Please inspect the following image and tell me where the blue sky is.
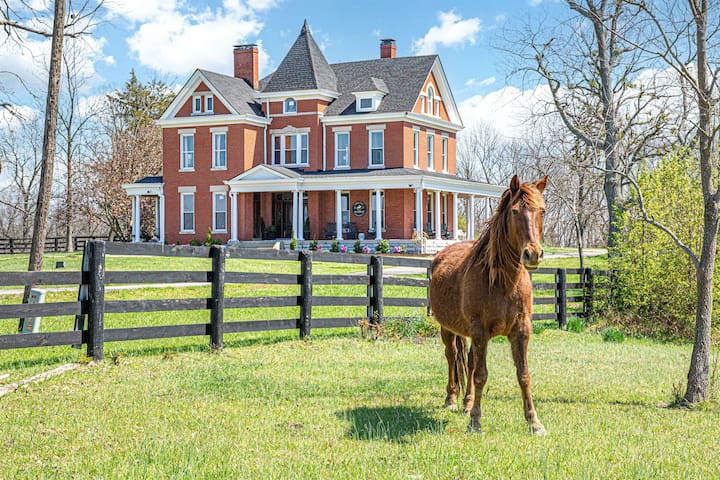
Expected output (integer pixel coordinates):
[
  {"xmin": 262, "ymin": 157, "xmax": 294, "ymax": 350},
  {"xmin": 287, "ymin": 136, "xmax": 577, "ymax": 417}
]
[{"xmin": 2, "ymin": 0, "xmax": 565, "ymax": 135}]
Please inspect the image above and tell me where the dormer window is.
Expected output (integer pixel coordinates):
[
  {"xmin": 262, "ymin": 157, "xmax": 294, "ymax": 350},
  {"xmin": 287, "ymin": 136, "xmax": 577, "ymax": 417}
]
[
  {"xmin": 206, "ymin": 95, "xmax": 214, "ymax": 113},
  {"xmin": 284, "ymin": 98, "xmax": 297, "ymax": 114},
  {"xmin": 192, "ymin": 93, "xmax": 213, "ymax": 115},
  {"xmin": 193, "ymin": 95, "xmax": 202, "ymax": 114},
  {"xmin": 359, "ymin": 98, "xmax": 373, "ymax": 110},
  {"xmin": 355, "ymin": 94, "xmax": 383, "ymax": 112}
]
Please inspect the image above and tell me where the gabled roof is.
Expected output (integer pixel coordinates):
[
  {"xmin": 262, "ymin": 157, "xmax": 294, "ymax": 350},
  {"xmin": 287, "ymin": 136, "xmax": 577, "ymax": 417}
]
[
  {"xmin": 325, "ymin": 56, "xmax": 437, "ymax": 116},
  {"xmin": 261, "ymin": 20, "xmax": 338, "ymax": 94},
  {"xmin": 226, "ymin": 164, "xmax": 303, "ymax": 183},
  {"xmin": 198, "ymin": 70, "xmax": 264, "ymax": 117}
]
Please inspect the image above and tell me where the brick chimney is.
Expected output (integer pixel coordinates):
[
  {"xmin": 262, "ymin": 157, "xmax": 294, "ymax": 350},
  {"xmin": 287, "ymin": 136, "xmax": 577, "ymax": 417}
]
[
  {"xmin": 234, "ymin": 44, "xmax": 259, "ymax": 89},
  {"xmin": 380, "ymin": 38, "xmax": 396, "ymax": 59}
]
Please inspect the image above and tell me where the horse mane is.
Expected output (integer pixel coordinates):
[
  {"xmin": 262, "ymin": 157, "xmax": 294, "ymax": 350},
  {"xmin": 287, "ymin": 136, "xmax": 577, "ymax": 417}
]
[{"xmin": 465, "ymin": 182, "xmax": 544, "ymax": 288}]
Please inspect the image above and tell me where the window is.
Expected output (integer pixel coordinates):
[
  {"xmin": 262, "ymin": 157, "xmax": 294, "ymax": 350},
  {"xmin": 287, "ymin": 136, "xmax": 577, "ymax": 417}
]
[
  {"xmin": 435, "ymin": 99, "xmax": 441, "ymax": 117},
  {"xmin": 427, "ymin": 132, "xmax": 434, "ymax": 170},
  {"xmin": 213, "ymin": 132, "xmax": 226, "ymax": 169},
  {"xmin": 427, "ymin": 87, "xmax": 435, "ymax": 115},
  {"xmin": 181, "ymin": 134, "xmax": 194, "ymax": 170},
  {"xmin": 370, "ymin": 191, "xmax": 385, "ymax": 231},
  {"xmin": 193, "ymin": 95, "xmax": 202, "ymax": 114},
  {"xmin": 369, "ymin": 130, "xmax": 384, "ymax": 167},
  {"xmin": 272, "ymin": 133, "xmax": 309, "ymax": 166},
  {"xmin": 284, "ymin": 98, "xmax": 297, "ymax": 113},
  {"xmin": 181, "ymin": 193, "xmax": 194, "ymax": 232},
  {"xmin": 335, "ymin": 132, "xmax": 349, "ymax": 168},
  {"xmin": 427, "ymin": 192, "xmax": 434, "ymax": 230},
  {"xmin": 442, "ymin": 136, "xmax": 448, "ymax": 172},
  {"xmin": 413, "ymin": 129, "xmax": 419, "ymax": 167},
  {"xmin": 213, "ymin": 192, "xmax": 227, "ymax": 232},
  {"xmin": 341, "ymin": 193, "xmax": 350, "ymax": 226},
  {"xmin": 359, "ymin": 98, "xmax": 373, "ymax": 109},
  {"xmin": 206, "ymin": 95, "xmax": 214, "ymax": 113}
]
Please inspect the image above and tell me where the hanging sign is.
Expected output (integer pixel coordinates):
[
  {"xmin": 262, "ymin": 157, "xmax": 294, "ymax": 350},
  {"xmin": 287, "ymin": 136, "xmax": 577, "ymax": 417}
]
[{"xmin": 352, "ymin": 201, "xmax": 367, "ymax": 217}]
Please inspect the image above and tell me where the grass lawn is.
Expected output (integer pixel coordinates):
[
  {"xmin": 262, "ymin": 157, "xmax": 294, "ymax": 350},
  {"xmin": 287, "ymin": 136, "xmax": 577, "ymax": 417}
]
[{"xmin": 0, "ymin": 329, "xmax": 717, "ymax": 479}]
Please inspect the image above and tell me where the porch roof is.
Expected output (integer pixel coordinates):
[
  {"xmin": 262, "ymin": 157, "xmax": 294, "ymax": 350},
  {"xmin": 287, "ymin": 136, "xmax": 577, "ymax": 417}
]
[
  {"xmin": 225, "ymin": 165, "xmax": 505, "ymax": 197},
  {"xmin": 122, "ymin": 176, "xmax": 164, "ymax": 196}
]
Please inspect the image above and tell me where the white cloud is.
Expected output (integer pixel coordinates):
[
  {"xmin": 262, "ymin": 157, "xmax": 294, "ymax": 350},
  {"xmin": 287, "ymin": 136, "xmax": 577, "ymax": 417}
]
[
  {"xmin": 465, "ymin": 76, "xmax": 496, "ymax": 88},
  {"xmin": 104, "ymin": 0, "xmax": 179, "ymax": 23},
  {"xmin": 459, "ymin": 85, "xmax": 553, "ymax": 139},
  {"xmin": 123, "ymin": 2, "xmax": 273, "ymax": 76},
  {"xmin": 529, "ymin": 0, "xmax": 544, "ymax": 6},
  {"xmin": 413, "ymin": 10, "xmax": 481, "ymax": 55}
]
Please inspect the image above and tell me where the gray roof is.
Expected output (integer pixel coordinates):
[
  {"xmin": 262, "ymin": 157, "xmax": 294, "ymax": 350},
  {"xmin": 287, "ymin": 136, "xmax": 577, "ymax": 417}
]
[
  {"xmin": 261, "ymin": 20, "xmax": 338, "ymax": 93},
  {"xmin": 198, "ymin": 69, "xmax": 264, "ymax": 117},
  {"xmin": 135, "ymin": 176, "xmax": 163, "ymax": 184},
  {"xmin": 300, "ymin": 167, "xmax": 458, "ymax": 180},
  {"xmin": 325, "ymin": 56, "xmax": 437, "ymax": 116}
]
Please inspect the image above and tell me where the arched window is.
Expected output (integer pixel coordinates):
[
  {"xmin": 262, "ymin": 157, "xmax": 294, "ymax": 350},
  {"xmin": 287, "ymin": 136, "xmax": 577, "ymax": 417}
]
[
  {"xmin": 427, "ymin": 86, "xmax": 435, "ymax": 115},
  {"xmin": 284, "ymin": 98, "xmax": 297, "ymax": 113}
]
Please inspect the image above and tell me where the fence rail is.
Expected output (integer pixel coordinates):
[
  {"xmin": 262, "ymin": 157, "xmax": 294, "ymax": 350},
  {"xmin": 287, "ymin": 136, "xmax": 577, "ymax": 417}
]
[
  {"xmin": 0, "ymin": 236, "xmax": 110, "ymax": 254},
  {"xmin": 0, "ymin": 241, "xmax": 601, "ymax": 360}
]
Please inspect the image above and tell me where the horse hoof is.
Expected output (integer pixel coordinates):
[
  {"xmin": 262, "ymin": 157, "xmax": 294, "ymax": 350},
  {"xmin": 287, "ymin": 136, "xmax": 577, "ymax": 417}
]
[
  {"xmin": 445, "ymin": 403, "xmax": 458, "ymax": 411},
  {"xmin": 467, "ymin": 422, "xmax": 482, "ymax": 434},
  {"xmin": 531, "ymin": 423, "xmax": 547, "ymax": 436}
]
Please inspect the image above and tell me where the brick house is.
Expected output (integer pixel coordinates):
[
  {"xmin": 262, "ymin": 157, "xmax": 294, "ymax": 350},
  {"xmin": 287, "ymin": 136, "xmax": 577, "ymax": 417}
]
[{"xmin": 123, "ymin": 21, "xmax": 503, "ymax": 246}]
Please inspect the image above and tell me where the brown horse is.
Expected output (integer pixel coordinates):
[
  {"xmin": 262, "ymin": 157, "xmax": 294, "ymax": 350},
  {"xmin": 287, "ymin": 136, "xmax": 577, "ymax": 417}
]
[{"xmin": 429, "ymin": 174, "xmax": 548, "ymax": 435}]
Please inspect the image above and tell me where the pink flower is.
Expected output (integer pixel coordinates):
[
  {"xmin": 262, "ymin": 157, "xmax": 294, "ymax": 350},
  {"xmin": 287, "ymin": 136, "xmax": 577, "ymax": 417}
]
[
  {"xmin": 362, "ymin": 246, "xmax": 371, "ymax": 254},
  {"xmin": 340, "ymin": 245, "xmax": 348, "ymax": 253}
]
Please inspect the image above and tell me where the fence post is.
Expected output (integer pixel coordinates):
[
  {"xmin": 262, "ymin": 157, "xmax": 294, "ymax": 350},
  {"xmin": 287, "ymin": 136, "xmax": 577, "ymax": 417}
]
[
  {"xmin": 369, "ymin": 255, "xmax": 384, "ymax": 324},
  {"xmin": 210, "ymin": 245, "xmax": 226, "ymax": 351},
  {"xmin": 86, "ymin": 240, "xmax": 106, "ymax": 361},
  {"xmin": 9, "ymin": 238, "xmax": 14, "ymax": 255},
  {"xmin": 556, "ymin": 268, "xmax": 567, "ymax": 329},
  {"xmin": 583, "ymin": 267, "xmax": 594, "ymax": 320},
  {"xmin": 299, "ymin": 251, "xmax": 313, "ymax": 339}
]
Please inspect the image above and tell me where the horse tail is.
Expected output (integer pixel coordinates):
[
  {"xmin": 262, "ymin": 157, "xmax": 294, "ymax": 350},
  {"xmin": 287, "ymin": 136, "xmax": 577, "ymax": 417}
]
[{"xmin": 455, "ymin": 336, "xmax": 468, "ymax": 394}]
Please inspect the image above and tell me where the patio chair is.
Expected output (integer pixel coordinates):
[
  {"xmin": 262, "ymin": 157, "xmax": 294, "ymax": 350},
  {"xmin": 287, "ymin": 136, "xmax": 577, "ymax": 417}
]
[{"xmin": 323, "ymin": 222, "xmax": 337, "ymax": 239}]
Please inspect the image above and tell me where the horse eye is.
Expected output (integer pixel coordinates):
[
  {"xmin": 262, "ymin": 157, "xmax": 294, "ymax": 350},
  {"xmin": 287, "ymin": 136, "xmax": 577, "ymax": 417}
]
[{"xmin": 511, "ymin": 208, "xmax": 519, "ymax": 216}]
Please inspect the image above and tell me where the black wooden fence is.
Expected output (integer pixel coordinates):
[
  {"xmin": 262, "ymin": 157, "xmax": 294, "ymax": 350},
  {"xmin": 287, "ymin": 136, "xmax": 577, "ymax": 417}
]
[
  {"xmin": 0, "ymin": 241, "xmax": 600, "ymax": 361},
  {"xmin": 0, "ymin": 236, "xmax": 109, "ymax": 254}
]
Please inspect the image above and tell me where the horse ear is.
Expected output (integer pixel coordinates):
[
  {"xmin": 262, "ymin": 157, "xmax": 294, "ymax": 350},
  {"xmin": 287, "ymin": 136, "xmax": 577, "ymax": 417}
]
[
  {"xmin": 509, "ymin": 175, "xmax": 521, "ymax": 194},
  {"xmin": 535, "ymin": 175, "xmax": 548, "ymax": 193}
]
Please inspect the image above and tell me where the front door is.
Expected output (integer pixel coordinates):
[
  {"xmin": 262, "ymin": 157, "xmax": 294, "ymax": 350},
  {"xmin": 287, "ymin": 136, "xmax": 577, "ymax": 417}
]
[{"xmin": 272, "ymin": 193, "xmax": 293, "ymax": 238}]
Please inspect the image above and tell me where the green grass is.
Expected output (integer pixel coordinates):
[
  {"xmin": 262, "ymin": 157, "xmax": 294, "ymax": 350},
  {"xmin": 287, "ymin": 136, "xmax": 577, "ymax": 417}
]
[{"xmin": 0, "ymin": 330, "xmax": 717, "ymax": 479}]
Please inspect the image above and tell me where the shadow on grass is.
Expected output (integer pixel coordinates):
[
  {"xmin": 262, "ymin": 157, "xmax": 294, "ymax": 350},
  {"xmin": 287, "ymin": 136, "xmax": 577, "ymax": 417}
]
[{"xmin": 338, "ymin": 405, "xmax": 446, "ymax": 443}]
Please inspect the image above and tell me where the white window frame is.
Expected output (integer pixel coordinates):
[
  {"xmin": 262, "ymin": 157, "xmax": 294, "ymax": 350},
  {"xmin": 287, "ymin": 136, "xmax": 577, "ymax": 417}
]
[
  {"xmin": 435, "ymin": 99, "xmax": 441, "ymax": 117},
  {"xmin": 341, "ymin": 192, "xmax": 350, "ymax": 226},
  {"xmin": 368, "ymin": 128, "xmax": 385, "ymax": 168},
  {"xmin": 212, "ymin": 192, "xmax": 227, "ymax": 233},
  {"xmin": 370, "ymin": 190, "xmax": 386, "ymax": 232},
  {"xmin": 205, "ymin": 95, "xmax": 214, "ymax": 113},
  {"xmin": 427, "ymin": 132, "xmax": 434, "ymax": 171},
  {"xmin": 441, "ymin": 135, "xmax": 448, "ymax": 172},
  {"xmin": 335, "ymin": 132, "xmax": 350, "ymax": 169},
  {"xmin": 413, "ymin": 129, "xmax": 419, "ymax": 167},
  {"xmin": 192, "ymin": 95, "xmax": 202, "ymax": 114},
  {"xmin": 180, "ymin": 133, "xmax": 195, "ymax": 171},
  {"xmin": 427, "ymin": 86, "xmax": 435, "ymax": 116},
  {"xmin": 212, "ymin": 132, "xmax": 227, "ymax": 170},
  {"xmin": 180, "ymin": 192, "xmax": 195, "ymax": 233},
  {"xmin": 284, "ymin": 98, "xmax": 297, "ymax": 114},
  {"xmin": 271, "ymin": 133, "xmax": 309, "ymax": 167}
]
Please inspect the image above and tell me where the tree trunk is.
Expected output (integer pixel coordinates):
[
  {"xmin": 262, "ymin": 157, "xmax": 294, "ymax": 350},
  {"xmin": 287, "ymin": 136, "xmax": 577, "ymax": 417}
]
[
  {"xmin": 23, "ymin": 0, "xmax": 65, "ymax": 302},
  {"xmin": 65, "ymin": 137, "xmax": 73, "ymax": 252}
]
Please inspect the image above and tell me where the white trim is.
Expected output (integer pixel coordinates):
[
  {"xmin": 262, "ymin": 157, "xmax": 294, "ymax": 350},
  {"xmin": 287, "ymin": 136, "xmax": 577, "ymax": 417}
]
[
  {"xmin": 270, "ymin": 126, "xmax": 311, "ymax": 135},
  {"xmin": 332, "ymin": 126, "xmax": 353, "ymax": 133},
  {"xmin": 178, "ymin": 186, "xmax": 196, "ymax": 193},
  {"xmin": 283, "ymin": 97, "xmax": 297, "ymax": 114},
  {"xmin": 413, "ymin": 129, "xmax": 419, "ymax": 167},
  {"xmin": 212, "ymin": 131, "xmax": 227, "ymax": 170},
  {"xmin": 158, "ymin": 114, "xmax": 270, "ymax": 128},
  {"xmin": 210, "ymin": 185, "xmax": 228, "ymax": 192},
  {"xmin": 180, "ymin": 192, "xmax": 195, "ymax": 234},
  {"xmin": 180, "ymin": 133, "xmax": 195, "ymax": 171},
  {"xmin": 271, "ymin": 133, "xmax": 309, "ymax": 167},
  {"xmin": 369, "ymin": 190, "xmax": 385, "ymax": 235},
  {"xmin": 161, "ymin": 70, "xmax": 240, "ymax": 120},
  {"xmin": 205, "ymin": 95, "xmax": 214, "ymax": 114},
  {"xmin": 366, "ymin": 124, "xmax": 386, "ymax": 131},
  {"xmin": 272, "ymin": 111, "xmax": 321, "ymax": 118},
  {"xmin": 122, "ymin": 182, "xmax": 164, "ymax": 196},
  {"xmin": 210, "ymin": 126, "xmax": 228, "ymax": 133},
  {"xmin": 441, "ymin": 136, "xmax": 448, "ymax": 173},
  {"xmin": 368, "ymin": 130, "xmax": 384, "ymax": 168},
  {"xmin": 192, "ymin": 95, "xmax": 202, "ymax": 114},
  {"xmin": 255, "ymin": 88, "xmax": 338, "ymax": 102},
  {"xmin": 178, "ymin": 128, "xmax": 197, "ymax": 135},
  {"xmin": 426, "ymin": 131, "xmax": 434, "ymax": 171},
  {"xmin": 320, "ymin": 112, "xmax": 462, "ymax": 132},
  {"xmin": 334, "ymin": 131, "xmax": 350, "ymax": 169}
]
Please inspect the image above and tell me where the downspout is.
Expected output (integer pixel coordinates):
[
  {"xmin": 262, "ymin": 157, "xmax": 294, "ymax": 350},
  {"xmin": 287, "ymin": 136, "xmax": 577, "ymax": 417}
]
[
  {"xmin": 264, "ymin": 99, "xmax": 271, "ymax": 165},
  {"xmin": 322, "ymin": 118, "xmax": 327, "ymax": 171}
]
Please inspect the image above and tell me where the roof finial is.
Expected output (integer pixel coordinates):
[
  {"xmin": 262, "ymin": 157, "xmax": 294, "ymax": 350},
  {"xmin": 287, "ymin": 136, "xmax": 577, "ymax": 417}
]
[{"xmin": 301, "ymin": 19, "xmax": 310, "ymax": 34}]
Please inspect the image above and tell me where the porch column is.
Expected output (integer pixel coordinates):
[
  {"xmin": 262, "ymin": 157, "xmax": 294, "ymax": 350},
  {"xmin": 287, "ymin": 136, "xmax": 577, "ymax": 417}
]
[
  {"xmin": 297, "ymin": 190, "xmax": 304, "ymax": 241},
  {"xmin": 374, "ymin": 188, "xmax": 382, "ymax": 240},
  {"xmin": 468, "ymin": 195, "xmax": 475, "ymax": 240},
  {"xmin": 335, "ymin": 189, "xmax": 343, "ymax": 241},
  {"xmin": 434, "ymin": 190, "xmax": 441, "ymax": 240},
  {"xmin": 158, "ymin": 193, "xmax": 165, "ymax": 244},
  {"xmin": 132, "ymin": 194, "xmax": 141, "ymax": 243},
  {"xmin": 292, "ymin": 190, "xmax": 299, "ymax": 240},
  {"xmin": 229, "ymin": 192, "xmax": 238, "ymax": 243},
  {"xmin": 452, "ymin": 192, "xmax": 459, "ymax": 240},
  {"xmin": 415, "ymin": 187, "xmax": 423, "ymax": 237}
]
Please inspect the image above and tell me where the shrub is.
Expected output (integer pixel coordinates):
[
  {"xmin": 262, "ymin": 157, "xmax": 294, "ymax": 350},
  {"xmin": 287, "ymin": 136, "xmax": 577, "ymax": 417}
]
[
  {"xmin": 566, "ymin": 317, "xmax": 585, "ymax": 333},
  {"xmin": 309, "ymin": 239, "xmax": 321, "ymax": 251},
  {"xmin": 203, "ymin": 228, "xmax": 222, "ymax": 247},
  {"xmin": 607, "ymin": 146, "xmax": 716, "ymax": 341},
  {"xmin": 289, "ymin": 238, "xmax": 297, "ymax": 250},
  {"xmin": 353, "ymin": 240, "xmax": 363, "ymax": 253},
  {"xmin": 189, "ymin": 238, "xmax": 202, "ymax": 246},
  {"xmin": 359, "ymin": 315, "xmax": 439, "ymax": 340},
  {"xmin": 376, "ymin": 239, "xmax": 390, "ymax": 254},
  {"xmin": 601, "ymin": 327, "xmax": 625, "ymax": 343},
  {"xmin": 330, "ymin": 241, "xmax": 340, "ymax": 252}
]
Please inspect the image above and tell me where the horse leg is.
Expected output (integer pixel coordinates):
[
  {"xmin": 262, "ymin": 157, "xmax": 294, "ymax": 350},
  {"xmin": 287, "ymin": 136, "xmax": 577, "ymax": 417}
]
[
  {"xmin": 467, "ymin": 335, "xmax": 489, "ymax": 433},
  {"xmin": 509, "ymin": 330, "xmax": 546, "ymax": 436},
  {"xmin": 441, "ymin": 327, "xmax": 459, "ymax": 410},
  {"xmin": 463, "ymin": 343, "xmax": 475, "ymax": 414}
]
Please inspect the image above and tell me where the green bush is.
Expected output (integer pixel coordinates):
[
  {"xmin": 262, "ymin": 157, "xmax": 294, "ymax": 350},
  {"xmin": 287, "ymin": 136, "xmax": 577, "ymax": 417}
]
[
  {"xmin": 189, "ymin": 238, "xmax": 202, "ymax": 246},
  {"xmin": 566, "ymin": 317, "xmax": 585, "ymax": 333},
  {"xmin": 353, "ymin": 240, "xmax": 363, "ymax": 254},
  {"xmin": 607, "ymin": 146, "xmax": 717, "ymax": 340},
  {"xmin": 375, "ymin": 239, "xmax": 390, "ymax": 254},
  {"xmin": 330, "ymin": 241, "xmax": 340, "ymax": 252},
  {"xmin": 289, "ymin": 238, "xmax": 297, "ymax": 251},
  {"xmin": 601, "ymin": 327, "xmax": 625, "ymax": 343}
]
